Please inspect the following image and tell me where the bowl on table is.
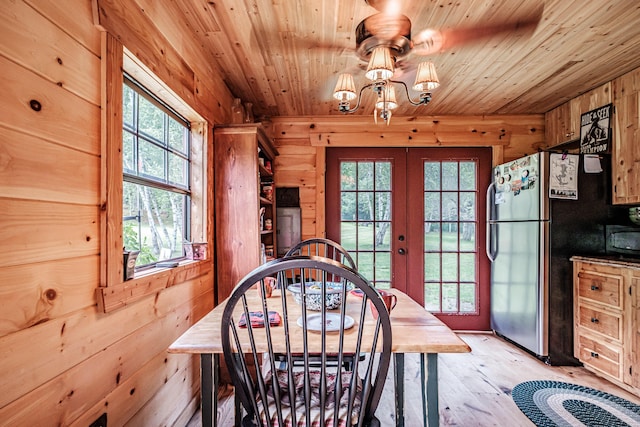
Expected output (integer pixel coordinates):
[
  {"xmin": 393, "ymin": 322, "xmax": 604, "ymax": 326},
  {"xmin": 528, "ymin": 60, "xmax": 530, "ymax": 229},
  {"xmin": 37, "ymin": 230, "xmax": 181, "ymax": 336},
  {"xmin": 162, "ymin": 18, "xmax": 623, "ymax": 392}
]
[{"xmin": 287, "ymin": 282, "xmax": 348, "ymax": 311}]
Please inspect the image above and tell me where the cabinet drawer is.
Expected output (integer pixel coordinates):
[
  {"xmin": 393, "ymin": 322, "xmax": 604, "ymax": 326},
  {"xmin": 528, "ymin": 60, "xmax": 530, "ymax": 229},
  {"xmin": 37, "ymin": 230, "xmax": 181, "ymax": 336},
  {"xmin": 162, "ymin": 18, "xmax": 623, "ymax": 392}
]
[
  {"xmin": 577, "ymin": 305, "xmax": 622, "ymax": 340},
  {"xmin": 576, "ymin": 334, "xmax": 622, "ymax": 380},
  {"xmin": 577, "ymin": 271, "xmax": 623, "ymax": 309}
]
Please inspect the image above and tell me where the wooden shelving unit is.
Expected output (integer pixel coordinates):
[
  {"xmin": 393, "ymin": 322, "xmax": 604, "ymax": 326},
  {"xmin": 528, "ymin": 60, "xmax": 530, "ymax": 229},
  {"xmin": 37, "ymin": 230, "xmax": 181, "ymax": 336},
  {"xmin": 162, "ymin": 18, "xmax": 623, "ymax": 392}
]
[
  {"xmin": 258, "ymin": 152, "xmax": 276, "ymax": 262},
  {"xmin": 214, "ymin": 123, "xmax": 278, "ymax": 302}
]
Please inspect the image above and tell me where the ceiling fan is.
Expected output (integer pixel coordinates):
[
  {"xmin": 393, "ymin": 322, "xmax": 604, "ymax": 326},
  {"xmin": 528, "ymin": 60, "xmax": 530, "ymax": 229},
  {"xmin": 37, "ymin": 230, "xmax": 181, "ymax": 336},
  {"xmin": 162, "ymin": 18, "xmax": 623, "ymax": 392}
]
[{"xmin": 332, "ymin": 0, "xmax": 544, "ymax": 123}]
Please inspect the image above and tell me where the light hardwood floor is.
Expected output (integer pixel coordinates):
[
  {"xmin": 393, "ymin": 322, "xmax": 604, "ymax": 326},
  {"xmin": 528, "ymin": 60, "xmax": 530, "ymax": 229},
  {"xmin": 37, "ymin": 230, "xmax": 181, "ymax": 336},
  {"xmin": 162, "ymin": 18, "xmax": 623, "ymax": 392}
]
[{"xmin": 186, "ymin": 332, "xmax": 640, "ymax": 426}]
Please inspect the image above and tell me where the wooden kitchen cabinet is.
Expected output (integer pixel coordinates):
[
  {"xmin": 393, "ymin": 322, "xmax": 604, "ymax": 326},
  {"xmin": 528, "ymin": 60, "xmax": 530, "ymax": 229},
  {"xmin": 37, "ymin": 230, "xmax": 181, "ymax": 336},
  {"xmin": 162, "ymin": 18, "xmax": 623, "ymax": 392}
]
[
  {"xmin": 545, "ymin": 71, "xmax": 640, "ymax": 205},
  {"xmin": 545, "ymin": 98, "xmax": 581, "ymax": 147},
  {"xmin": 214, "ymin": 124, "xmax": 278, "ymax": 303},
  {"xmin": 545, "ymin": 82, "xmax": 613, "ymax": 148},
  {"xmin": 572, "ymin": 257, "xmax": 640, "ymax": 396},
  {"xmin": 611, "ymin": 70, "xmax": 640, "ymax": 205},
  {"xmin": 632, "ymin": 270, "xmax": 640, "ymax": 389}
]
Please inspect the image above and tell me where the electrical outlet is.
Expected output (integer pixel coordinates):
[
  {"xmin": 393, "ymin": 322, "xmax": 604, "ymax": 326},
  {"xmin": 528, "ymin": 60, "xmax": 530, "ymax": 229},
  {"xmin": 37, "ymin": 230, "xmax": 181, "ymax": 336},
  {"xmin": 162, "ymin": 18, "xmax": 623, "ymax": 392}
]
[{"xmin": 88, "ymin": 413, "xmax": 107, "ymax": 427}]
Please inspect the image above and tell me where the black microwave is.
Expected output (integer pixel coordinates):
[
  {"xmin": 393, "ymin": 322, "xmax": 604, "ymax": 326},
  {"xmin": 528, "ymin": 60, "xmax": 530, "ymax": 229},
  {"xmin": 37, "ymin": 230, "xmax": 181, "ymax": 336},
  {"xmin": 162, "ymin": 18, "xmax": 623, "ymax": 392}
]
[{"xmin": 605, "ymin": 224, "xmax": 640, "ymax": 258}]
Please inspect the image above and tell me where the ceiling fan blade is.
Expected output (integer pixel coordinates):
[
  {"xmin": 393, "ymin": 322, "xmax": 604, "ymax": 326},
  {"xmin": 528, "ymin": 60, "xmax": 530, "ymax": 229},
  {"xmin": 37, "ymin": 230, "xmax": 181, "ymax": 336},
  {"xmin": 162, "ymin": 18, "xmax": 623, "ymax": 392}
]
[
  {"xmin": 252, "ymin": 26, "xmax": 356, "ymax": 57},
  {"xmin": 392, "ymin": 60, "xmax": 420, "ymax": 88},
  {"xmin": 365, "ymin": 0, "xmax": 402, "ymax": 14},
  {"xmin": 412, "ymin": 6, "xmax": 544, "ymax": 56},
  {"xmin": 283, "ymin": 37, "xmax": 355, "ymax": 56}
]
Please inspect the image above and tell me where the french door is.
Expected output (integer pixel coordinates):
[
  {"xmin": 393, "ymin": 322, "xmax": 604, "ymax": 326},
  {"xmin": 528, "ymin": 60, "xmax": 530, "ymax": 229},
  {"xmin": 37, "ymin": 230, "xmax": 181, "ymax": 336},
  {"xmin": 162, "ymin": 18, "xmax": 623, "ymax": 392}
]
[{"xmin": 326, "ymin": 147, "xmax": 492, "ymax": 330}]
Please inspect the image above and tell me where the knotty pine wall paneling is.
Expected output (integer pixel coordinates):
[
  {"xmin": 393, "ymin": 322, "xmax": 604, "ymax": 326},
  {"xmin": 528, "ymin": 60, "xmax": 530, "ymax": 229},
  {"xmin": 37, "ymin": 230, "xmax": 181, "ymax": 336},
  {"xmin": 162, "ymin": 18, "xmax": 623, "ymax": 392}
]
[
  {"xmin": 0, "ymin": 0, "xmax": 227, "ymax": 424},
  {"xmin": 270, "ymin": 115, "xmax": 546, "ymax": 241}
]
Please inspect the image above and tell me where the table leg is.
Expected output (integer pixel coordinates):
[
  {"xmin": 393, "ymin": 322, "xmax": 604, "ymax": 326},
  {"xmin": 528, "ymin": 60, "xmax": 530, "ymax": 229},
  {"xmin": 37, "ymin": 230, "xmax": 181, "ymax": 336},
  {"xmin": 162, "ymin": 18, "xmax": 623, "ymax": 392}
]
[
  {"xmin": 420, "ymin": 353, "xmax": 439, "ymax": 427},
  {"xmin": 235, "ymin": 393, "xmax": 242, "ymax": 426},
  {"xmin": 200, "ymin": 353, "xmax": 219, "ymax": 427},
  {"xmin": 394, "ymin": 353, "xmax": 405, "ymax": 427}
]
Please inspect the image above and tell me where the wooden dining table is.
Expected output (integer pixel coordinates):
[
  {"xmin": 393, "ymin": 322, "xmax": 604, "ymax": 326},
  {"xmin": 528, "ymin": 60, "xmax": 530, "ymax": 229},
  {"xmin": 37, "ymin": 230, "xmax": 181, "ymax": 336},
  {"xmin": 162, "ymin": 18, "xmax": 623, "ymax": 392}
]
[{"xmin": 168, "ymin": 288, "xmax": 470, "ymax": 427}]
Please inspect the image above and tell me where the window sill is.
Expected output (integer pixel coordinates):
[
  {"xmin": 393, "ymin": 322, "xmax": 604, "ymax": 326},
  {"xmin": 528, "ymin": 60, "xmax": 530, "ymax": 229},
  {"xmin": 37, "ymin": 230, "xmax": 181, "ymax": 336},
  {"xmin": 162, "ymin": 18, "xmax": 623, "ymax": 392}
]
[{"xmin": 96, "ymin": 259, "xmax": 212, "ymax": 313}]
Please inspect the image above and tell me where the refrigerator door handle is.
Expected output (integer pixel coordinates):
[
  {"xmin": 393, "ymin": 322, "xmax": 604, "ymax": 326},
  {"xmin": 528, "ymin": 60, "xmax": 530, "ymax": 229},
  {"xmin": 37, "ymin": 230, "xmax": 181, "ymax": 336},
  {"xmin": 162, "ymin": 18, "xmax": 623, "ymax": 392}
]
[
  {"xmin": 486, "ymin": 182, "xmax": 497, "ymax": 262},
  {"xmin": 487, "ymin": 223, "xmax": 497, "ymax": 262}
]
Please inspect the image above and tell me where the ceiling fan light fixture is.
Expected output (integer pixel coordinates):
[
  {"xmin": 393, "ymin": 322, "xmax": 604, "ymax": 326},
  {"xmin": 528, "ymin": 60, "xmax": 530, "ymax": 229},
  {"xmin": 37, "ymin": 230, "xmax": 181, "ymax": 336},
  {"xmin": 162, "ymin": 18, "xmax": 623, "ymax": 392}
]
[
  {"xmin": 333, "ymin": 73, "xmax": 357, "ymax": 101},
  {"xmin": 333, "ymin": 2, "xmax": 459, "ymax": 124},
  {"xmin": 365, "ymin": 46, "xmax": 395, "ymax": 81},
  {"xmin": 413, "ymin": 61, "xmax": 440, "ymax": 92}
]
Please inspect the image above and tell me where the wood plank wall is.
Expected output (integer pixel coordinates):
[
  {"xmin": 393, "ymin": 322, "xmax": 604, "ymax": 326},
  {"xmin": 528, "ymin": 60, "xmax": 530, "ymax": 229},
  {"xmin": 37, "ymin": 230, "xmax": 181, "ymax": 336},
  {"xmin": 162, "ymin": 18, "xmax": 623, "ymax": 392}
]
[
  {"xmin": 1, "ymin": 0, "xmax": 638, "ymax": 424},
  {"xmin": 0, "ymin": 0, "xmax": 232, "ymax": 425},
  {"xmin": 269, "ymin": 115, "xmax": 546, "ymax": 240}
]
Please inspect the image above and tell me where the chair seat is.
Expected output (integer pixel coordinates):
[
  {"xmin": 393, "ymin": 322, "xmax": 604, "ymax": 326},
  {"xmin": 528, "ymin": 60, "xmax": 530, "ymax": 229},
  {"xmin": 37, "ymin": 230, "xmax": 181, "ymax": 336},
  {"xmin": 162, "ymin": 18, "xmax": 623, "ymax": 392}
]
[
  {"xmin": 275, "ymin": 353, "xmax": 365, "ymax": 371},
  {"xmin": 254, "ymin": 369, "xmax": 362, "ymax": 427}
]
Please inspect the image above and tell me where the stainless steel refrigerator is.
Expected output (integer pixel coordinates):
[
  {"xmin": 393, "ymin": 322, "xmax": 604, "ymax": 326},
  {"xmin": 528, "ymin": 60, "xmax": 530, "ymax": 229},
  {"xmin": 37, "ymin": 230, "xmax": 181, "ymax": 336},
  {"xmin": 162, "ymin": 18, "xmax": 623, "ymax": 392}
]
[
  {"xmin": 487, "ymin": 151, "xmax": 627, "ymax": 364},
  {"xmin": 487, "ymin": 152, "xmax": 550, "ymax": 358}
]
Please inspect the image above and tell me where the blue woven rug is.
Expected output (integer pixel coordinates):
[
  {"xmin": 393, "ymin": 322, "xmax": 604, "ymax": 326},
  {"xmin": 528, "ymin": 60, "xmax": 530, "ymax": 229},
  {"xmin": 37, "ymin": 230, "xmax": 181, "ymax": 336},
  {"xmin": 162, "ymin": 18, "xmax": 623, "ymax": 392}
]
[{"xmin": 512, "ymin": 380, "xmax": 640, "ymax": 426}]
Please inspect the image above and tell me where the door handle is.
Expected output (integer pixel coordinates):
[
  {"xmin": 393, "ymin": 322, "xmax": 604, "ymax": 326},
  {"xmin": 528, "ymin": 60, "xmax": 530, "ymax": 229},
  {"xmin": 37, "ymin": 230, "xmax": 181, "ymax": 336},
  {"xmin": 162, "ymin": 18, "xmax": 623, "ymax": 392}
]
[{"xmin": 398, "ymin": 248, "xmax": 406, "ymax": 255}]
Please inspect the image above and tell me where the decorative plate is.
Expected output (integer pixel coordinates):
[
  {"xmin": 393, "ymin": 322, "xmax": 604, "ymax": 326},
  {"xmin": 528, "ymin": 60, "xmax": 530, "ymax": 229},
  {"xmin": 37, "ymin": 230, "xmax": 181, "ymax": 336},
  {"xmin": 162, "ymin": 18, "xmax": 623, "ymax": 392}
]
[{"xmin": 296, "ymin": 313, "xmax": 354, "ymax": 331}]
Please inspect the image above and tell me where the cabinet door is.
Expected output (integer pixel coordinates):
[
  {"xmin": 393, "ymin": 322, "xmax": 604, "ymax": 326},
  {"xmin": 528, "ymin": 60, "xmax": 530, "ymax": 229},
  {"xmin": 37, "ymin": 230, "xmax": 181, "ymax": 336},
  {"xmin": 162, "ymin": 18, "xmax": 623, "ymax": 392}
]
[
  {"xmin": 545, "ymin": 103, "xmax": 572, "ymax": 147},
  {"xmin": 612, "ymin": 74, "xmax": 640, "ymax": 205},
  {"xmin": 545, "ymin": 99, "xmax": 582, "ymax": 146},
  {"xmin": 631, "ymin": 274, "xmax": 640, "ymax": 388}
]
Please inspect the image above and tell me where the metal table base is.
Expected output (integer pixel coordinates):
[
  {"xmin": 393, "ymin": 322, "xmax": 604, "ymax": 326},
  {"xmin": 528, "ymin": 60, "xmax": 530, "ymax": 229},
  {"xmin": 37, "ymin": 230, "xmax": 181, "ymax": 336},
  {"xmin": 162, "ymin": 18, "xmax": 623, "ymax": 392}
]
[{"xmin": 200, "ymin": 352, "xmax": 439, "ymax": 427}]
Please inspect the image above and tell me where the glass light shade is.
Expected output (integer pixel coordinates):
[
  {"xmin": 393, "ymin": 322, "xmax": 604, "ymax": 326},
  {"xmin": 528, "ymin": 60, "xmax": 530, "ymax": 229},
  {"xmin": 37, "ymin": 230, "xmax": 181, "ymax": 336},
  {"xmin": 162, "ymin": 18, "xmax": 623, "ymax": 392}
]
[
  {"xmin": 333, "ymin": 73, "xmax": 357, "ymax": 101},
  {"xmin": 375, "ymin": 85, "xmax": 398, "ymax": 110},
  {"xmin": 412, "ymin": 61, "xmax": 440, "ymax": 91},
  {"xmin": 365, "ymin": 47, "xmax": 395, "ymax": 81}
]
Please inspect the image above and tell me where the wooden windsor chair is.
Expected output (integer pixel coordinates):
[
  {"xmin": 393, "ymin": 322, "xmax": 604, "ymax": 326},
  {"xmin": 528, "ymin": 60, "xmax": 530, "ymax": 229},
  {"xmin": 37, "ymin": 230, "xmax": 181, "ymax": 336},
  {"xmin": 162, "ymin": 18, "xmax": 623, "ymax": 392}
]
[{"xmin": 221, "ymin": 256, "xmax": 392, "ymax": 427}]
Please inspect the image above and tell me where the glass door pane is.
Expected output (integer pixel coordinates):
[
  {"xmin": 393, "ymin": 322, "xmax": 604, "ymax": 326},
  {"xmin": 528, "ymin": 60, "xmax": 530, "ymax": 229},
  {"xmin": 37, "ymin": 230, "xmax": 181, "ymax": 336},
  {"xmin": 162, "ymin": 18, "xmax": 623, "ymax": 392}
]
[{"xmin": 339, "ymin": 160, "xmax": 392, "ymax": 288}]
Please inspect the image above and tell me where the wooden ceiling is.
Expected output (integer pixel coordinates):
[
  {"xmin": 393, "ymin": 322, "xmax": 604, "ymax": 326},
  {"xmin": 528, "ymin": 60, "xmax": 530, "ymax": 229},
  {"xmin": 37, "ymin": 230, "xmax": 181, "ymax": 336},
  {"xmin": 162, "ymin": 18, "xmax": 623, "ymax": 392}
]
[{"xmin": 173, "ymin": 0, "xmax": 640, "ymax": 119}]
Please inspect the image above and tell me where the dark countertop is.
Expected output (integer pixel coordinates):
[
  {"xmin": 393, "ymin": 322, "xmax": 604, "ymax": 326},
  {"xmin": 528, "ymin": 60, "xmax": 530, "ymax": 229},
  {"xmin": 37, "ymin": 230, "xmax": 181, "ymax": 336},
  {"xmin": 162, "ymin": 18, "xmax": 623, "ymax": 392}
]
[{"xmin": 570, "ymin": 255, "xmax": 640, "ymax": 269}]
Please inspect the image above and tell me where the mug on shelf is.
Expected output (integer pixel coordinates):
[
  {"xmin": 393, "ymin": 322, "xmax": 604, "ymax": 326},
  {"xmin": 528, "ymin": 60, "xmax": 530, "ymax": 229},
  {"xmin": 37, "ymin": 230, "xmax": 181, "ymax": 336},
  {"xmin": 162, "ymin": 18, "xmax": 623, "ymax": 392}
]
[{"xmin": 262, "ymin": 185, "xmax": 273, "ymax": 201}]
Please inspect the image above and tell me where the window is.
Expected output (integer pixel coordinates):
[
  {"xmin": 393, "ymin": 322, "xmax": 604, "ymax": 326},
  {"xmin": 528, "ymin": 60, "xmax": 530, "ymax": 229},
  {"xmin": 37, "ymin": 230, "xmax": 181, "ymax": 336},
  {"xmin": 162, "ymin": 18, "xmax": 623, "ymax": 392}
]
[
  {"xmin": 122, "ymin": 77, "xmax": 191, "ymax": 268},
  {"xmin": 99, "ymin": 34, "xmax": 209, "ymax": 309}
]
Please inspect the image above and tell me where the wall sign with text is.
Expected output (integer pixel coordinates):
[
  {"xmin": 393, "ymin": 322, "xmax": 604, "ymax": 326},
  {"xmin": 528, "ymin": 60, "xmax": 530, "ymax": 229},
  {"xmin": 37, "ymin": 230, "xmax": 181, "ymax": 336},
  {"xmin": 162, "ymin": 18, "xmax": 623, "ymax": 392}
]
[{"xmin": 580, "ymin": 103, "xmax": 612, "ymax": 154}]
